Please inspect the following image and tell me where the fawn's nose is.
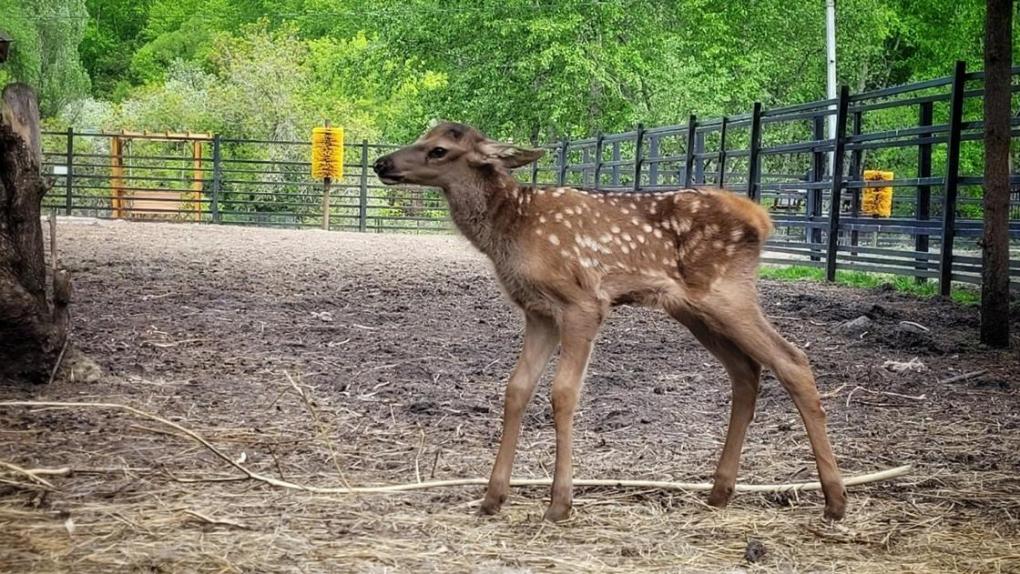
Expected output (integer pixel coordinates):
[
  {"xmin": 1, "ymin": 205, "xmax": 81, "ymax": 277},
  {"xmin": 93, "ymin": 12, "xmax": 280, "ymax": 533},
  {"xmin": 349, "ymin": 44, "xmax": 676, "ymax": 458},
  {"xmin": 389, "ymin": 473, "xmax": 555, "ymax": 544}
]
[{"xmin": 373, "ymin": 156, "xmax": 393, "ymax": 175}]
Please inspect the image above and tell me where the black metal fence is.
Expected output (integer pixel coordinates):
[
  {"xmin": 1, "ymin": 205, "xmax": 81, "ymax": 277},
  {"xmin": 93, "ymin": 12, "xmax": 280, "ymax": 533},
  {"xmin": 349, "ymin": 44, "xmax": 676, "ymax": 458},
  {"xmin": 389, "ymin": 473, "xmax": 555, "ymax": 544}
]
[
  {"xmin": 524, "ymin": 61, "xmax": 1020, "ymax": 293},
  {"xmin": 39, "ymin": 131, "xmax": 449, "ymax": 233},
  {"xmin": 40, "ymin": 61, "xmax": 1020, "ymax": 292}
]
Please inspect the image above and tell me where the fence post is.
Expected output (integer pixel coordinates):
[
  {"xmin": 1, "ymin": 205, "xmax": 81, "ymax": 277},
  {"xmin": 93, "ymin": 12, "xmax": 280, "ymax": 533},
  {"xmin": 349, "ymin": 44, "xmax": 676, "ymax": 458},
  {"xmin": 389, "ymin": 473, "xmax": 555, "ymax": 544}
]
[
  {"xmin": 64, "ymin": 127, "xmax": 73, "ymax": 215},
  {"xmin": 611, "ymin": 140, "xmax": 621, "ymax": 187},
  {"xmin": 809, "ymin": 114, "xmax": 825, "ymax": 259},
  {"xmin": 939, "ymin": 61, "xmax": 967, "ymax": 296},
  {"xmin": 747, "ymin": 103, "xmax": 763, "ymax": 201},
  {"xmin": 557, "ymin": 139, "xmax": 569, "ymax": 186},
  {"xmin": 647, "ymin": 134, "xmax": 659, "ymax": 187},
  {"xmin": 693, "ymin": 130, "xmax": 705, "ymax": 185},
  {"xmin": 593, "ymin": 132, "xmax": 604, "ymax": 190},
  {"xmin": 824, "ymin": 85, "xmax": 850, "ymax": 282},
  {"xmin": 359, "ymin": 140, "xmax": 369, "ymax": 232},
  {"xmin": 210, "ymin": 135, "xmax": 222, "ymax": 224},
  {"xmin": 632, "ymin": 123, "xmax": 645, "ymax": 192},
  {"xmin": 916, "ymin": 101, "xmax": 934, "ymax": 283},
  {"xmin": 716, "ymin": 116, "xmax": 728, "ymax": 187},
  {"xmin": 684, "ymin": 114, "xmax": 697, "ymax": 187},
  {"xmin": 848, "ymin": 110, "xmax": 863, "ymax": 250}
]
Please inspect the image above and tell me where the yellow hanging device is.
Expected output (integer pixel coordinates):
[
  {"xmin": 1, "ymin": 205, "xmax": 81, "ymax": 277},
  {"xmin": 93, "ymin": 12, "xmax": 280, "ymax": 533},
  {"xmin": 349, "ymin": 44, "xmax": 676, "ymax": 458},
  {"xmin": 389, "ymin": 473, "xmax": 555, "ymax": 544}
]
[
  {"xmin": 862, "ymin": 170, "xmax": 893, "ymax": 218},
  {"xmin": 311, "ymin": 126, "xmax": 344, "ymax": 180}
]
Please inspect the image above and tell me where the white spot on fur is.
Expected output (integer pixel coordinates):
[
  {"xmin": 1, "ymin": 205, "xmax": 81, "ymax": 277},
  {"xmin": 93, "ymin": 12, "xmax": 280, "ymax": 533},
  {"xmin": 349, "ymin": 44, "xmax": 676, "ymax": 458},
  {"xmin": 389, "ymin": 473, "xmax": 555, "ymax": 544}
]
[
  {"xmin": 610, "ymin": 225, "xmax": 621, "ymax": 234},
  {"xmin": 621, "ymin": 244, "xmax": 630, "ymax": 254},
  {"xmin": 730, "ymin": 228, "xmax": 744, "ymax": 241},
  {"xmin": 653, "ymin": 228, "xmax": 663, "ymax": 238},
  {"xmin": 549, "ymin": 234, "xmax": 561, "ymax": 245},
  {"xmin": 622, "ymin": 232, "xmax": 632, "ymax": 241},
  {"xmin": 641, "ymin": 223, "xmax": 653, "ymax": 233},
  {"xmin": 637, "ymin": 235, "xmax": 646, "ymax": 243},
  {"xmin": 631, "ymin": 217, "xmax": 641, "ymax": 226},
  {"xmin": 554, "ymin": 212, "xmax": 564, "ymax": 221},
  {"xmin": 539, "ymin": 215, "xmax": 547, "ymax": 223},
  {"xmin": 621, "ymin": 208, "xmax": 630, "ymax": 214}
]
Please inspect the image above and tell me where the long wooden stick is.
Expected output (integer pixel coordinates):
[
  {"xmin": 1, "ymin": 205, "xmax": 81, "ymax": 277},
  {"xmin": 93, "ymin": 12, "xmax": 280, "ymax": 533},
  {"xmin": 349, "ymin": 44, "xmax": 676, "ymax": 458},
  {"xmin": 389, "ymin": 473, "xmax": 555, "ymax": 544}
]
[{"xmin": 0, "ymin": 400, "xmax": 911, "ymax": 495}]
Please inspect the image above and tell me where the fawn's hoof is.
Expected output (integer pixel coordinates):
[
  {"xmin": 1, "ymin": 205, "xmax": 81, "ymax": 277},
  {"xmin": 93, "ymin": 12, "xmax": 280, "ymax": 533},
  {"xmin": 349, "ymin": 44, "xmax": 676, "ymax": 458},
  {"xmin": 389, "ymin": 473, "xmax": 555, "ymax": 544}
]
[
  {"xmin": 542, "ymin": 503, "xmax": 572, "ymax": 523},
  {"xmin": 707, "ymin": 484, "xmax": 734, "ymax": 508},
  {"xmin": 479, "ymin": 495, "xmax": 505, "ymax": 516},
  {"xmin": 824, "ymin": 498, "xmax": 847, "ymax": 521}
]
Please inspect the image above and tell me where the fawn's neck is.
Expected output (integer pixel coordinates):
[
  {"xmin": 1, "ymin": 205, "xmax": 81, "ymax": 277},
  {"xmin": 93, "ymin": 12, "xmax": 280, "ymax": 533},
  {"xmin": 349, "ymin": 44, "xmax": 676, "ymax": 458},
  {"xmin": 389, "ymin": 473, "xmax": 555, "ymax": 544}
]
[{"xmin": 441, "ymin": 172, "xmax": 522, "ymax": 258}]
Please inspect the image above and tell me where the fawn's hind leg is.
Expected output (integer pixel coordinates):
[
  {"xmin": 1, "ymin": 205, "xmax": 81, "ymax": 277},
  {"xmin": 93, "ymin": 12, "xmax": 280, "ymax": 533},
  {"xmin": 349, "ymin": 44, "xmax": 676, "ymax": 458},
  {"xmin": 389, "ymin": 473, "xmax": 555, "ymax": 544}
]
[
  {"xmin": 682, "ymin": 287, "xmax": 847, "ymax": 520},
  {"xmin": 682, "ymin": 316, "xmax": 762, "ymax": 507}
]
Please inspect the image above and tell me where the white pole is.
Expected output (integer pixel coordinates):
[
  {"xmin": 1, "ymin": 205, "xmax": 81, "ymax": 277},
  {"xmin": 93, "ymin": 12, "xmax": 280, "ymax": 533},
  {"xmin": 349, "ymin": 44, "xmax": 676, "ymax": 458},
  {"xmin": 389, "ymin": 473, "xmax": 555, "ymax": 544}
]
[{"xmin": 826, "ymin": 0, "xmax": 837, "ymax": 175}]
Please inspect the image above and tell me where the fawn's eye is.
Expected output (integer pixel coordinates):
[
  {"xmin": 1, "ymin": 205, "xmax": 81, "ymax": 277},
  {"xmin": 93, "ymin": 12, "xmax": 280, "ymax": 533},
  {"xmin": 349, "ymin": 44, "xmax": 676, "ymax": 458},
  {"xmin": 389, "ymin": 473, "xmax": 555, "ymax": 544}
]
[{"xmin": 427, "ymin": 147, "xmax": 448, "ymax": 159}]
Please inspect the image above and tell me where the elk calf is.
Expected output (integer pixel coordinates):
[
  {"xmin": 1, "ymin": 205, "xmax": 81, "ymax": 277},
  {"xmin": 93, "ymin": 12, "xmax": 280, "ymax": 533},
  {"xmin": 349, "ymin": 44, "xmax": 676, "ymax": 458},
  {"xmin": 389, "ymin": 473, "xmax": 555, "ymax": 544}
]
[{"xmin": 374, "ymin": 123, "xmax": 846, "ymax": 522}]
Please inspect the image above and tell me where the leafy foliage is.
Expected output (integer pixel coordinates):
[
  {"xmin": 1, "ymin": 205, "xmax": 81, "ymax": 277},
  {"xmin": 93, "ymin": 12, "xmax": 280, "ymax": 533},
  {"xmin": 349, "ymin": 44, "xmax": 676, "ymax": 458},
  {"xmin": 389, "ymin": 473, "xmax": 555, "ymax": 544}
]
[{"xmin": 1, "ymin": 0, "xmax": 1011, "ymax": 142}]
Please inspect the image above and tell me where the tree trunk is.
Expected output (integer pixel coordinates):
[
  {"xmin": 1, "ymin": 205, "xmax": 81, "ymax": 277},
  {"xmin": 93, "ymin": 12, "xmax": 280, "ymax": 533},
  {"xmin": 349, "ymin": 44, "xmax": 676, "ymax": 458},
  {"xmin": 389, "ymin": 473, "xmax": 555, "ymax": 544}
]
[
  {"xmin": 981, "ymin": 0, "xmax": 1012, "ymax": 348},
  {"xmin": 0, "ymin": 83, "xmax": 72, "ymax": 383}
]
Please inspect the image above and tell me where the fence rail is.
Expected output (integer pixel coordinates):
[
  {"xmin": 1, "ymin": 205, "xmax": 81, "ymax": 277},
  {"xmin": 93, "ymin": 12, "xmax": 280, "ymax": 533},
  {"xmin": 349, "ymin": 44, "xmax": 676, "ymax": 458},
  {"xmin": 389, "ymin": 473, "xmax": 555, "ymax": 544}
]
[{"xmin": 40, "ymin": 61, "xmax": 1020, "ymax": 292}]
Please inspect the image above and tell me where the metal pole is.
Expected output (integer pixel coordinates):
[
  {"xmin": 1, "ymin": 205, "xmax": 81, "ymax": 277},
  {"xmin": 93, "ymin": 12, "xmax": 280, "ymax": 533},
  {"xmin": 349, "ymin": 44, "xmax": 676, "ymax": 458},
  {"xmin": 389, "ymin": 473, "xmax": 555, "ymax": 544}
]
[
  {"xmin": 683, "ymin": 115, "xmax": 697, "ymax": 188},
  {"xmin": 825, "ymin": 0, "xmax": 838, "ymax": 176},
  {"xmin": 632, "ymin": 123, "xmax": 645, "ymax": 192},
  {"xmin": 848, "ymin": 110, "xmax": 863, "ymax": 250},
  {"xmin": 594, "ymin": 133, "xmax": 604, "ymax": 190},
  {"xmin": 647, "ymin": 134, "xmax": 659, "ymax": 187},
  {"xmin": 915, "ymin": 101, "xmax": 933, "ymax": 283},
  {"xmin": 359, "ymin": 140, "xmax": 369, "ymax": 232},
  {"xmin": 64, "ymin": 127, "xmax": 73, "ymax": 215},
  {"xmin": 809, "ymin": 113, "xmax": 825, "ymax": 258},
  {"xmin": 557, "ymin": 140, "xmax": 569, "ymax": 186},
  {"xmin": 611, "ymin": 140, "xmax": 621, "ymax": 187},
  {"xmin": 824, "ymin": 85, "xmax": 850, "ymax": 282},
  {"xmin": 747, "ymin": 104, "xmax": 763, "ymax": 201},
  {"xmin": 938, "ymin": 61, "xmax": 967, "ymax": 296},
  {"xmin": 716, "ymin": 116, "xmax": 728, "ymax": 187},
  {"xmin": 211, "ymin": 135, "xmax": 222, "ymax": 224}
]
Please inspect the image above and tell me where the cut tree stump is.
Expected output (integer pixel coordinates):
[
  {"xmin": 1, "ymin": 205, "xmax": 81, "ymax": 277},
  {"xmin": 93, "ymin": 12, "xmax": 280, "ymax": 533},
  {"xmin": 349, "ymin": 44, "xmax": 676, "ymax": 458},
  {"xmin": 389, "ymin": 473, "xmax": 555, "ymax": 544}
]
[{"xmin": 0, "ymin": 83, "xmax": 72, "ymax": 383}]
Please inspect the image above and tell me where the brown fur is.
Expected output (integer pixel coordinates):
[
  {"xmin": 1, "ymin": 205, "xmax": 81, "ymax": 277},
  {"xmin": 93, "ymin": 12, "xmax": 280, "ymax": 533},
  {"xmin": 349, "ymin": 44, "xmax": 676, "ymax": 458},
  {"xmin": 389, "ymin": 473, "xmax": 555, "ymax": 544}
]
[{"xmin": 374, "ymin": 123, "xmax": 846, "ymax": 522}]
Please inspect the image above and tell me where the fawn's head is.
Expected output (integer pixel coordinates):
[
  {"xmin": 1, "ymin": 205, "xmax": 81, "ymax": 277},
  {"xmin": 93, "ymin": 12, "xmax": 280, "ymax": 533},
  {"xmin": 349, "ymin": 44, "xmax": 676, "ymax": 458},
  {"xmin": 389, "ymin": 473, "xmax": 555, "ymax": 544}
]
[{"xmin": 373, "ymin": 122, "xmax": 544, "ymax": 188}]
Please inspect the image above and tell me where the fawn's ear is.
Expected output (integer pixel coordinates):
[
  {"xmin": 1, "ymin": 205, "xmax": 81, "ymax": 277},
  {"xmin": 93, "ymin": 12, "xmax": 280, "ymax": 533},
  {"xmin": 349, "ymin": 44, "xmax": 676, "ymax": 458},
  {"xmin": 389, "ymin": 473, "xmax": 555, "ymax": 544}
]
[{"xmin": 475, "ymin": 141, "xmax": 545, "ymax": 169}]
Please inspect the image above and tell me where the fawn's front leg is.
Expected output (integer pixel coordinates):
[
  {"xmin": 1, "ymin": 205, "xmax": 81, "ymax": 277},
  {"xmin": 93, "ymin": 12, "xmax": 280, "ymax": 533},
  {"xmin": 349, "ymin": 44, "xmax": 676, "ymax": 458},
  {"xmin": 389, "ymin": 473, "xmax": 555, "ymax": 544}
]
[
  {"xmin": 480, "ymin": 312, "xmax": 559, "ymax": 515},
  {"xmin": 544, "ymin": 304, "xmax": 604, "ymax": 522}
]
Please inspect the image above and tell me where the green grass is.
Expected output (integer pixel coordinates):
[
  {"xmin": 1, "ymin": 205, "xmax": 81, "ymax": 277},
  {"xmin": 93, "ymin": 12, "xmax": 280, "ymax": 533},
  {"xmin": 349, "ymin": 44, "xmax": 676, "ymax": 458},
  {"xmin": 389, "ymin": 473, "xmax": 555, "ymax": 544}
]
[{"xmin": 759, "ymin": 264, "xmax": 981, "ymax": 306}]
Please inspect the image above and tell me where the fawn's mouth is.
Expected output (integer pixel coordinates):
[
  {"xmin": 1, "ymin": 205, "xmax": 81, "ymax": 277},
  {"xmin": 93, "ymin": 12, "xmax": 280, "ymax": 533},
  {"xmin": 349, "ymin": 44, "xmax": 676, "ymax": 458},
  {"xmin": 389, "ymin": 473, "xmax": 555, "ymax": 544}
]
[{"xmin": 378, "ymin": 174, "xmax": 405, "ymax": 185}]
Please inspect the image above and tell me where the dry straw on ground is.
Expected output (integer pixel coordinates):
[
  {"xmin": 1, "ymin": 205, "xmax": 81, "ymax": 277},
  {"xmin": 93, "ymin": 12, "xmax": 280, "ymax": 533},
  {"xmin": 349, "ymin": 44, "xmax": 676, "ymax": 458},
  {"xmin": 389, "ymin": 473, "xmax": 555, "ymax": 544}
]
[{"xmin": 1, "ymin": 222, "xmax": 1018, "ymax": 573}]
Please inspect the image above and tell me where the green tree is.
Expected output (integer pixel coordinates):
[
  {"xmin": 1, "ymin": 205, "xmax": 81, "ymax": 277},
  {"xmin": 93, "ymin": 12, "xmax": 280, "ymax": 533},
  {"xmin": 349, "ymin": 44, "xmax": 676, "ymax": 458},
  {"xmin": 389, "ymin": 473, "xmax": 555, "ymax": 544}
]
[{"xmin": 1, "ymin": 0, "xmax": 91, "ymax": 116}]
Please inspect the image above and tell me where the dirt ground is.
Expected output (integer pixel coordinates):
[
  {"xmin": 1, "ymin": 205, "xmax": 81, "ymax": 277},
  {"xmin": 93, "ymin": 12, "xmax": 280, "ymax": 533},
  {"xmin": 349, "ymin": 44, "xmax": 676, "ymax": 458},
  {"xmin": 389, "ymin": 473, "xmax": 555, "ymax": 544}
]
[{"xmin": 1, "ymin": 219, "xmax": 1018, "ymax": 573}]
